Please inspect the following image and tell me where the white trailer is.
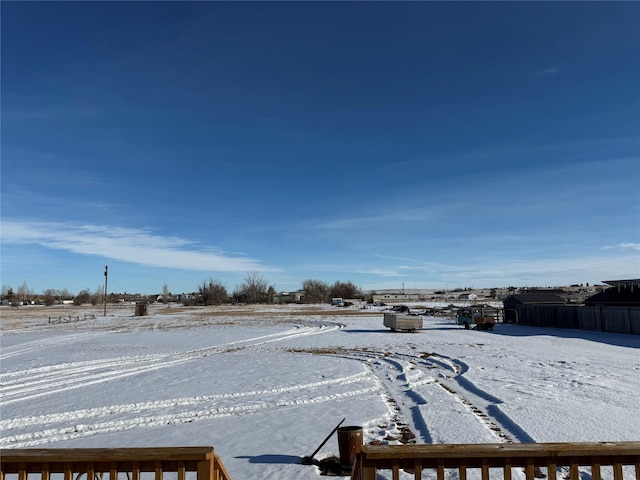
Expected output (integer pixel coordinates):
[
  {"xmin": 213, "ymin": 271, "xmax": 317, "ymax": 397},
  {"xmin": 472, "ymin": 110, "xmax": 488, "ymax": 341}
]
[{"xmin": 383, "ymin": 313, "xmax": 423, "ymax": 332}]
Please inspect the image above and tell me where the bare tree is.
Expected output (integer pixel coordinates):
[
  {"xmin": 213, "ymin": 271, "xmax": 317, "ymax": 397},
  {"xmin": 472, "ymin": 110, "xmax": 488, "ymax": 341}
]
[
  {"xmin": 42, "ymin": 289, "xmax": 56, "ymax": 306},
  {"xmin": 267, "ymin": 285, "xmax": 275, "ymax": 304},
  {"xmin": 329, "ymin": 281, "xmax": 361, "ymax": 301},
  {"xmin": 162, "ymin": 283, "xmax": 170, "ymax": 306},
  {"xmin": 302, "ymin": 278, "xmax": 330, "ymax": 304},
  {"xmin": 236, "ymin": 271, "xmax": 271, "ymax": 304},
  {"xmin": 93, "ymin": 285, "xmax": 104, "ymax": 306},
  {"xmin": 17, "ymin": 281, "xmax": 31, "ymax": 303},
  {"xmin": 74, "ymin": 289, "xmax": 92, "ymax": 305},
  {"xmin": 199, "ymin": 278, "xmax": 228, "ymax": 305}
]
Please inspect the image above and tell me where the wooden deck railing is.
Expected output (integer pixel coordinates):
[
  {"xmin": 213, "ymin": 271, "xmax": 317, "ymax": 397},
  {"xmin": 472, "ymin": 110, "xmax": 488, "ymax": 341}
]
[
  {"xmin": 0, "ymin": 447, "xmax": 231, "ymax": 480},
  {"xmin": 351, "ymin": 442, "xmax": 640, "ymax": 480}
]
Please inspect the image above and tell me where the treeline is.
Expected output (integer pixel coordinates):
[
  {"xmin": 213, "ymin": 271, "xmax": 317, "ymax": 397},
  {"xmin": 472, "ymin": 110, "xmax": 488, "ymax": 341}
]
[
  {"xmin": 1, "ymin": 274, "xmax": 362, "ymax": 307},
  {"xmin": 0, "ymin": 283, "xmax": 151, "ymax": 307},
  {"xmin": 193, "ymin": 273, "xmax": 361, "ymax": 306},
  {"xmin": 1, "ymin": 282, "xmax": 91, "ymax": 306}
]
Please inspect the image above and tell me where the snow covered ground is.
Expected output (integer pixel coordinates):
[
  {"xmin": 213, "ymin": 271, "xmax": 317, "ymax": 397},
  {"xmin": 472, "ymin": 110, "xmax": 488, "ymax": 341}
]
[{"xmin": 1, "ymin": 304, "xmax": 639, "ymax": 479}]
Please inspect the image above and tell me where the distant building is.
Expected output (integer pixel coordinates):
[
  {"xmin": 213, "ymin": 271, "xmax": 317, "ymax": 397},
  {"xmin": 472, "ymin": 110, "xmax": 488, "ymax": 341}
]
[
  {"xmin": 503, "ymin": 292, "xmax": 565, "ymax": 323},
  {"xmin": 273, "ymin": 291, "xmax": 304, "ymax": 304},
  {"xmin": 458, "ymin": 293, "xmax": 477, "ymax": 300},
  {"xmin": 584, "ymin": 279, "xmax": 640, "ymax": 307},
  {"xmin": 372, "ymin": 293, "xmax": 421, "ymax": 303}
]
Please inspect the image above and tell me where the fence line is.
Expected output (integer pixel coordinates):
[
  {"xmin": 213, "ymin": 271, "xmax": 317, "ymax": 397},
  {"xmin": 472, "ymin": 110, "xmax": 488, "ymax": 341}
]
[{"xmin": 516, "ymin": 305, "xmax": 640, "ymax": 335}]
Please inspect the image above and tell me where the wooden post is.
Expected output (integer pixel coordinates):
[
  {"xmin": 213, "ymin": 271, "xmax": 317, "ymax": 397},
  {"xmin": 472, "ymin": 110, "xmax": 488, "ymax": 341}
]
[
  {"xmin": 547, "ymin": 459, "xmax": 556, "ymax": 480},
  {"xmin": 197, "ymin": 455, "xmax": 214, "ymax": 480},
  {"xmin": 437, "ymin": 459, "xmax": 445, "ymax": 480},
  {"xmin": 103, "ymin": 266, "xmax": 108, "ymax": 316},
  {"xmin": 504, "ymin": 457, "xmax": 512, "ymax": 480}
]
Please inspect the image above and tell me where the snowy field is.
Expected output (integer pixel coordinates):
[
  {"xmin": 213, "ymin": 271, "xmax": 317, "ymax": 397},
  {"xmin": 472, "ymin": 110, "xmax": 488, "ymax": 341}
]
[{"xmin": 1, "ymin": 303, "xmax": 639, "ymax": 479}]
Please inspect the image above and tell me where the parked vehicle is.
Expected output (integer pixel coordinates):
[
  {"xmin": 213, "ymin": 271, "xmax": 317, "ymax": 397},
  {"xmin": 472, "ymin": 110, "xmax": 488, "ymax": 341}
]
[{"xmin": 456, "ymin": 306, "xmax": 496, "ymax": 330}]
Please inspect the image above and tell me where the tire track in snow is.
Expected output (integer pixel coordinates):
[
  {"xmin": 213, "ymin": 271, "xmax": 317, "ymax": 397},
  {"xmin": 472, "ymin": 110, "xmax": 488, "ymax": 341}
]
[
  {"xmin": 0, "ymin": 371, "xmax": 371, "ymax": 430},
  {"xmin": 327, "ymin": 349, "xmax": 435, "ymax": 445},
  {"xmin": 322, "ymin": 348, "xmax": 533, "ymax": 446},
  {"xmin": 424, "ymin": 354, "xmax": 530, "ymax": 444},
  {"xmin": 372, "ymin": 355, "xmax": 434, "ymax": 444},
  {"xmin": 1, "ymin": 322, "xmax": 342, "ymax": 406},
  {"xmin": 1, "ymin": 371, "xmax": 378, "ymax": 448},
  {"xmin": 1, "ymin": 356, "xmax": 194, "ymax": 406},
  {"xmin": 0, "ymin": 332, "xmax": 105, "ymax": 361}
]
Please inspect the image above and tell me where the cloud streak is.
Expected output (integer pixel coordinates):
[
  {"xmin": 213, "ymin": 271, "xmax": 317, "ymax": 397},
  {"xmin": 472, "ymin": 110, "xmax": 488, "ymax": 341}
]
[
  {"xmin": 601, "ymin": 243, "xmax": 640, "ymax": 251},
  {"xmin": 2, "ymin": 220, "xmax": 277, "ymax": 272},
  {"xmin": 536, "ymin": 68, "xmax": 559, "ymax": 77}
]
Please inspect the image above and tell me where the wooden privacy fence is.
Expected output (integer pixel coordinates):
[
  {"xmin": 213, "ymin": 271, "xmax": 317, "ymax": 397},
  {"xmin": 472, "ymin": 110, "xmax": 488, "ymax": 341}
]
[
  {"xmin": 351, "ymin": 441, "xmax": 640, "ymax": 480},
  {"xmin": 516, "ymin": 306, "xmax": 640, "ymax": 335},
  {"xmin": 0, "ymin": 447, "xmax": 230, "ymax": 480}
]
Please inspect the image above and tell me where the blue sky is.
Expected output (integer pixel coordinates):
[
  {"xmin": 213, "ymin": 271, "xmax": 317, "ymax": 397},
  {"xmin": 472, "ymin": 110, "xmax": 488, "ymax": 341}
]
[{"xmin": 2, "ymin": 1, "xmax": 639, "ymax": 295}]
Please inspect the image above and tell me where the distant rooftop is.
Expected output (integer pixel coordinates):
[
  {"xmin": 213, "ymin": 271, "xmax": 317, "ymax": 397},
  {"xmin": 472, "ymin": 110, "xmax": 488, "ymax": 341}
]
[{"xmin": 603, "ymin": 279, "xmax": 640, "ymax": 289}]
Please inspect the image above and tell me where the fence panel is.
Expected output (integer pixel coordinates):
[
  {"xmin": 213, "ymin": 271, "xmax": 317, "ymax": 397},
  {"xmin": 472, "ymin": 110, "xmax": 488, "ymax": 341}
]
[
  {"xmin": 555, "ymin": 306, "xmax": 577, "ymax": 329},
  {"xmin": 537, "ymin": 306, "xmax": 555, "ymax": 328},
  {"xmin": 601, "ymin": 307, "xmax": 631, "ymax": 335},
  {"xmin": 629, "ymin": 308, "xmax": 640, "ymax": 335},
  {"xmin": 577, "ymin": 306, "xmax": 601, "ymax": 331}
]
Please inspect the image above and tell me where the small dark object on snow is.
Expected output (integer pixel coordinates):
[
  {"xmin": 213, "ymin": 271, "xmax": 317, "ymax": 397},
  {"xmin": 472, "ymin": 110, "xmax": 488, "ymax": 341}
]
[
  {"xmin": 316, "ymin": 456, "xmax": 352, "ymax": 476},
  {"xmin": 534, "ymin": 466, "xmax": 546, "ymax": 478},
  {"xmin": 392, "ymin": 305, "xmax": 410, "ymax": 313},
  {"xmin": 475, "ymin": 321, "xmax": 494, "ymax": 331}
]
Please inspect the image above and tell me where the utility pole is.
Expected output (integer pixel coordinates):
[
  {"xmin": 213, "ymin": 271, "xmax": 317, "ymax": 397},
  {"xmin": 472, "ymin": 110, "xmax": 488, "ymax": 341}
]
[{"xmin": 103, "ymin": 265, "xmax": 108, "ymax": 316}]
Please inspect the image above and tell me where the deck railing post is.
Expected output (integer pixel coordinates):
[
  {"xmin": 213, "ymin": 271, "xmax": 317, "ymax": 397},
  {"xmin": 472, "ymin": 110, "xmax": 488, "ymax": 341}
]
[
  {"xmin": 459, "ymin": 460, "xmax": 467, "ymax": 480},
  {"xmin": 547, "ymin": 459, "xmax": 557, "ymax": 480},
  {"xmin": 196, "ymin": 456, "xmax": 214, "ymax": 480}
]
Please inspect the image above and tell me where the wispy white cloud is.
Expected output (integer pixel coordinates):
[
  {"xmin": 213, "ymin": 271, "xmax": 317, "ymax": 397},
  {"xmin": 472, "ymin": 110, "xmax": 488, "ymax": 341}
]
[
  {"xmin": 357, "ymin": 268, "xmax": 404, "ymax": 277},
  {"xmin": 416, "ymin": 254, "xmax": 639, "ymax": 287},
  {"xmin": 322, "ymin": 237, "xmax": 640, "ymax": 290},
  {"xmin": 1, "ymin": 106, "xmax": 103, "ymax": 122},
  {"xmin": 1, "ymin": 220, "xmax": 278, "ymax": 272},
  {"xmin": 536, "ymin": 68, "xmax": 560, "ymax": 77},
  {"xmin": 601, "ymin": 243, "xmax": 640, "ymax": 251},
  {"xmin": 373, "ymin": 255, "xmax": 462, "ymax": 272}
]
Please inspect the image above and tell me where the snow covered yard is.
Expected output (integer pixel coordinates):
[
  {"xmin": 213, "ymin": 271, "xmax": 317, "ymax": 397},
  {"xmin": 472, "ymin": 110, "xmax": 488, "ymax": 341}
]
[{"xmin": 1, "ymin": 304, "xmax": 639, "ymax": 479}]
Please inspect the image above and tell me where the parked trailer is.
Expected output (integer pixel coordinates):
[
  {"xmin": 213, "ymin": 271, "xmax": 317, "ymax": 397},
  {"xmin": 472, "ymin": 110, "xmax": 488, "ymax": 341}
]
[{"xmin": 383, "ymin": 313, "xmax": 423, "ymax": 332}]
